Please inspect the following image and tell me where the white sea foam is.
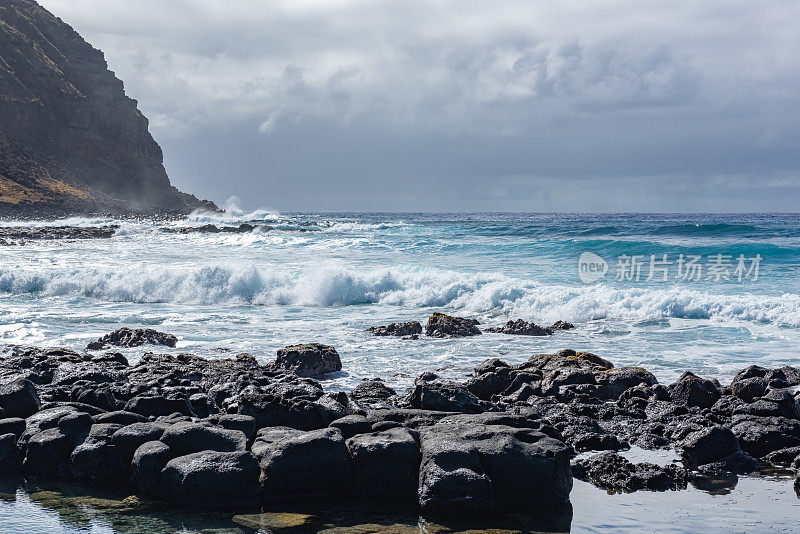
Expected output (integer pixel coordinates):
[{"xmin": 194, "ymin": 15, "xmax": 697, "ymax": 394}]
[{"xmin": 1, "ymin": 263, "xmax": 798, "ymax": 327}]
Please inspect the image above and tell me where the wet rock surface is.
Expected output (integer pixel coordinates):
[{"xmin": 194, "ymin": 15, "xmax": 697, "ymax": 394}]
[
  {"xmin": 572, "ymin": 452, "xmax": 687, "ymax": 492},
  {"xmin": 485, "ymin": 319, "xmax": 575, "ymax": 336},
  {"xmin": 425, "ymin": 313, "xmax": 481, "ymax": 338},
  {"xmin": 1, "ymin": 339, "xmax": 799, "ymax": 516},
  {"xmin": 270, "ymin": 343, "xmax": 342, "ymax": 377},
  {"xmin": 86, "ymin": 328, "xmax": 178, "ymax": 350},
  {"xmin": 0, "ymin": 226, "xmax": 118, "ymax": 243},
  {"xmin": 160, "ymin": 223, "xmax": 261, "ymax": 234},
  {"xmin": 367, "ymin": 322, "xmax": 423, "ymax": 337}
]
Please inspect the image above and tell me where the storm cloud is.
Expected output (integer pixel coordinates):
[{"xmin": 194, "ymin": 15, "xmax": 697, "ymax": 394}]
[{"xmin": 39, "ymin": 0, "xmax": 800, "ymax": 211}]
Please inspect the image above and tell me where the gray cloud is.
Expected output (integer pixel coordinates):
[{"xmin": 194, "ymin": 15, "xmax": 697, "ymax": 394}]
[{"xmin": 39, "ymin": 0, "xmax": 800, "ymax": 211}]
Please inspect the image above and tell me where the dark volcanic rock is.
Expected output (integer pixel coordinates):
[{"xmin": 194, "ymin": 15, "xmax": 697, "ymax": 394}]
[
  {"xmin": 160, "ymin": 451, "xmax": 261, "ymax": 508},
  {"xmin": 731, "ymin": 415, "xmax": 800, "ymax": 458},
  {"xmin": 211, "ymin": 414, "xmax": 257, "ymax": 442},
  {"xmin": 272, "ymin": 344, "xmax": 342, "ymax": 377},
  {"xmin": 351, "ymin": 380, "xmax": 396, "ymax": 404},
  {"xmin": 237, "ymin": 387, "xmax": 348, "ymax": 431},
  {"xmin": 0, "ymin": 379, "xmax": 40, "ymax": 418},
  {"xmin": 159, "ymin": 422, "xmax": 247, "ymax": 456},
  {"xmin": 111, "ymin": 422, "xmax": 168, "ymax": 467},
  {"xmin": 330, "ymin": 415, "xmax": 373, "ymax": 439},
  {"xmin": 257, "ymin": 427, "xmax": 352, "ymax": 500},
  {"xmin": 486, "ymin": 319, "xmax": 552, "ymax": 336},
  {"xmin": 680, "ymin": 426, "xmax": 741, "ymax": 468},
  {"xmin": 572, "ymin": 452, "xmax": 687, "ymax": 492},
  {"xmin": 69, "ymin": 428, "xmax": 122, "ymax": 482},
  {"xmin": 486, "ymin": 320, "xmax": 574, "ymax": 336},
  {"xmin": 765, "ymin": 446, "xmax": 800, "ymax": 466},
  {"xmin": 86, "ymin": 328, "xmax": 178, "ymax": 350},
  {"xmin": 131, "ymin": 440, "xmax": 172, "ymax": 495},
  {"xmin": 670, "ymin": 372, "xmax": 721, "ymax": 409},
  {"xmin": 24, "ymin": 428, "xmax": 72, "ymax": 478},
  {"xmin": 0, "ymin": 417, "xmax": 25, "ymax": 439},
  {"xmin": 367, "ymin": 322, "xmax": 423, "ymax": 337},
  {"xmin": 406, "ymin": 383, "xmax": 486, "ymax": 414},
  {"xmin": 346, "ymin": 427, "xmax": 421, "ymax": 500},
  {"xmin": 418, "ymin": 417, "xmax": 572, "ymax": 514},
  {"xmin": 8, "ymin": 339, "xmax": 800, "ymax": 509},
  {"xmin": 425, "ymin": 313, "xmax": 481, "ymax": 338},
  {"xmin": 0, "ymin": 433, "xmax": 23, "ymax": 476},
  {"xmin": 699, "ymin": 450, "xmax": 759, "ymax": 474},
  {"xmin": 93, "ymin": 411, "xmax": 148, "ymax": 426},
  {"xmin": 598, "ymin": 367, "xmax": 659, "ymax": 400},
  {"xmin": 124, "ymin": 396, "xmax": 194, "ymax": 418},
  {"xmin": 0, "ymin": 226, "xmax": 118, "ymax": 241},
  {"xmin": 0, "ymin": 0, "xmax": 215, "ymax": 215},
  {"xmin": 731, "ymin": 377, "xmax": 769, "ymax": 403},
  {"xmin": 161, "ymin": 223, "xmax": 257, "ymax": 234}
]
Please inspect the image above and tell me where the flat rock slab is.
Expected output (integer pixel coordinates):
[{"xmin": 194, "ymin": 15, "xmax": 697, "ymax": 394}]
[{"xmin": 232, "ymin": 512, "xmax": 315, "ymax": 530}]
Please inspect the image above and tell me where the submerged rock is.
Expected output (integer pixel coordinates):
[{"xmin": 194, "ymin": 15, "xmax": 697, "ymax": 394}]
[
  {"xmin": 425, "ymin": 313, "xmax": 481, "ymax": 338},
  {"xmin": 86, "ymin": 328, "xmax": 178, "ymax": 350},
  {"xmin": 271, "ymin": 344, "xmax": 342, "ymax": 377}
]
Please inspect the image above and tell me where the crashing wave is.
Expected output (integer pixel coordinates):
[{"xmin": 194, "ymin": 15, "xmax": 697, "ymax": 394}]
[{"xmin": 0, "ymin": 263, "xmax": 798, "ymax": 327}]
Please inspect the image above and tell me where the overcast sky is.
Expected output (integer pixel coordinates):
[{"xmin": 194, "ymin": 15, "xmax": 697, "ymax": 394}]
[{"xmin": 39, "ymin": 0, "xmax": 800, "ymax": 212}]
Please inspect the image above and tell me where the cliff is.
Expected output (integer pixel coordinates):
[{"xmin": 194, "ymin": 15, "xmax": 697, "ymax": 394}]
[{"xmin": 0, "ymin": 0, "xmax": 216, "ymax": 216}]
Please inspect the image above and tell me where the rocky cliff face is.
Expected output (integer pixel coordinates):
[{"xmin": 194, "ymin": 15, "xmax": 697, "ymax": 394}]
[{"xmin": 0, "ymin": 0, "xmax": 216, "ymax": 216}]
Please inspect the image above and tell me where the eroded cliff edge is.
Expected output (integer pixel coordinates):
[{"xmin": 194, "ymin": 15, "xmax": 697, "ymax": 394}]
[{"xmin": 0, "ymin": 0, "xmax": 217, "ymax": 216}]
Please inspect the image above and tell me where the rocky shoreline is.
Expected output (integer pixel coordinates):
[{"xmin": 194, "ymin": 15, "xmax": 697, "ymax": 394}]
[
  {"xmin": 0, "ymin": 222, "xmax": 315, "ymax": 246},
  {"xmin": 1, "ymin": 315, "xmax": 799, "ymax": 528}
]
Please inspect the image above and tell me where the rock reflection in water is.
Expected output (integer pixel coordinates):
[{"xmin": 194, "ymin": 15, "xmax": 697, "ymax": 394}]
[{"xmin": 0, "ymin": 479, "xmax": 573, "ymax": 534}]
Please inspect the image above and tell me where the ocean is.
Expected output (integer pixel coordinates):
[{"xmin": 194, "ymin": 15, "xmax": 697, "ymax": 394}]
[{"xmin": 2, "ymin": 211, "xmax": 800, "ymax": 391}]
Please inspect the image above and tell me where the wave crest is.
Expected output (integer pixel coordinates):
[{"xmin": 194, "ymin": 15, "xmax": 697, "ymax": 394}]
[{"xmin": 0, "ymin": 264, "xmax": 798, "ymax": 327}]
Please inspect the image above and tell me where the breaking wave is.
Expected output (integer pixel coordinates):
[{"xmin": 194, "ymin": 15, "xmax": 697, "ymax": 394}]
[{"xmin": 1, "ymin": 264, "xmax": 798, "ymax": 327}]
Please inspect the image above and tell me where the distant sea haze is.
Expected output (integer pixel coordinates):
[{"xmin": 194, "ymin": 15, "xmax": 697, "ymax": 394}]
[{"xmin": 1, "ymin": 211, "xmax": 798, "ymax": 390}]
